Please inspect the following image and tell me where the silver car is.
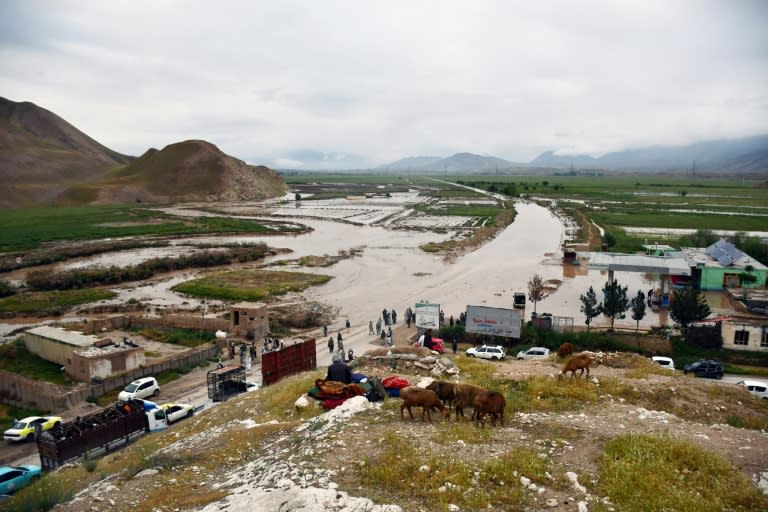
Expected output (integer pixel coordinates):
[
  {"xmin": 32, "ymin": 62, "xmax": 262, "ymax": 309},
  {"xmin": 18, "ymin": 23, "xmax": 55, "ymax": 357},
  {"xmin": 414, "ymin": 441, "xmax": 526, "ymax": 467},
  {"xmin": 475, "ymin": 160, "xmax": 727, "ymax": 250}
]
[{"xmin": 516, "ymin": 347, "xmax": 551, "ymax": 360}]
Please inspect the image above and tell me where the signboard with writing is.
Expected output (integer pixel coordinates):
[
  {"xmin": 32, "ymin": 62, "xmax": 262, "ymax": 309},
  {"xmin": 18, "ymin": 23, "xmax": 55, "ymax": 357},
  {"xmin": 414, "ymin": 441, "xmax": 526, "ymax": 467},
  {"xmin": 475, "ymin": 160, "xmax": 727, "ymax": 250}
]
[
  {"xmin": 465, "ymin": 305, "xmax": 521, "ymax": 338},
  {"xmin": 414, "ymin": 302, "xmax": 440, "ymax": 329}
]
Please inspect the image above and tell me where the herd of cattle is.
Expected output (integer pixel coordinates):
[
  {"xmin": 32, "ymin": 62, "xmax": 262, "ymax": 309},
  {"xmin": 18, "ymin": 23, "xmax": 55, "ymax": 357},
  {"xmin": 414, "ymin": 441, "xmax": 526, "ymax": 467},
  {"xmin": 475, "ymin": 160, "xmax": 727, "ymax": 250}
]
[{"xmin": 397, "ymin": 347, "xmax": 594, "ymax": 427}]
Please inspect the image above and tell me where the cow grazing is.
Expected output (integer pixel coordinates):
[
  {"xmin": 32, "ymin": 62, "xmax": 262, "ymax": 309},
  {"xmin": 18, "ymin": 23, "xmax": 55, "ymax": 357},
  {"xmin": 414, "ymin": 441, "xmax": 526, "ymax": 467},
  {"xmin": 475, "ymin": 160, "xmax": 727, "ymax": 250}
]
[
  {"xmin": 472, "ymin": 390, "xmax": 506, "ymax": 427},
  {"xmin": 561, "ymin": 353, "xmax": 593, "ymax": 379},
  {"xmin": 557, "ymin": 342, "xmax": 574, "ymax": 359},
  {"xmin": 426, "ymin": 380, "xmax": 456, "ymax": 408},
  {"xmin": 453, "ymin": 383, "xmax": 486, "ymax": 421},
  {"xmin": 399, "ymin": 386, "xmax": 451, "ymax": 422}
]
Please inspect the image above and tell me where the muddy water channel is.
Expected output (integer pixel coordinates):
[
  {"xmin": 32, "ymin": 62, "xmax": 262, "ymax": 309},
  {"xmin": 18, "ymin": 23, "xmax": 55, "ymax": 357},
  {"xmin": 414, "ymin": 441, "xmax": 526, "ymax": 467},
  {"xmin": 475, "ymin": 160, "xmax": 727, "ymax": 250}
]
[{"xmin": 2, "ymin": 200, "xmax": 670, "ymax": 336}]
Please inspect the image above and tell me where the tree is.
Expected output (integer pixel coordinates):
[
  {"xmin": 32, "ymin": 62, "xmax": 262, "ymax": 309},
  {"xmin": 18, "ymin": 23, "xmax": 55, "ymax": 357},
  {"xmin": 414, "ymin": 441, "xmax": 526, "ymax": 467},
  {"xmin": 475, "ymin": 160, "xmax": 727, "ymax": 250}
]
[
  {"xmin": 579, "ymin": 286, "xmax": 600, "ymax": 332},
  {"xmin": 740, "ymin": 264, "xmax": 758, "ymax": 300},
  {"xmin": 527, "ymin": 273, "xmax": 545, "ymax": 315},
  {"xmin": 600, "ymin": 279, "xmax": 629, "ymax": 331},
  {"xmin": 630, "ymin": 290, "xmax": 646, "ymax": 333},
  {"xmin": 669, "ymin": 288, "xmax": 711, "ymax": 334}
]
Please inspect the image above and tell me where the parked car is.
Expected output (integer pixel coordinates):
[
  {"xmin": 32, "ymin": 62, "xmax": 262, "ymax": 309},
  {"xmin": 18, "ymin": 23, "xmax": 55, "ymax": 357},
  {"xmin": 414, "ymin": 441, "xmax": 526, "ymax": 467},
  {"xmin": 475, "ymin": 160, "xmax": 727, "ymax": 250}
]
[
  {"xmin": 651, "ymin": 356, "xmax": 675, "ymax": 371},
  {"xmin": 0, "ymin": 465, "xmax": 41, "ymax": 494},
  {"xmin": 118, "ymin": 377, "xmax": 160, "ymax": 402},
  {"xmin": 736, "ymin": 380, "xmax": 768, "ymax": 400},
  {"xmin": 466, "ymin": 345, "xmax": 506, "ymax": 360},
  {"xmin": 161, "ymin": 403, "xmax": 195, "ymax": 423},
  {"xmin": 683, "ymin": 359, "xmax": 723, "ymax": 379},
  {"xmin": 516, "ymin": 347, "xmax": 550, "ymax": 360},
  {"xmin": 3, "ymin": 416, "xmax": 62, "ymax": 442}
]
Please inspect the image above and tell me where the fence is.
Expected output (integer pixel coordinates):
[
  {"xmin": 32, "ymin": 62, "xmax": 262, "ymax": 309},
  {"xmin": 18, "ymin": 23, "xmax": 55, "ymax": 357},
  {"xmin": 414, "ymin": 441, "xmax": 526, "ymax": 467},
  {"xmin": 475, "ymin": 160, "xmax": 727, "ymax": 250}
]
[
  {"xmin": 0, "ymin": 344, "xmax": 219, "ymax": 413},
  {"xmin": 261, "ymin": 338, "xmax": 317, "ymax": 385},
  {"xmin": 81, "ymin": 315, "xmax": 229, "ymax": 335}
]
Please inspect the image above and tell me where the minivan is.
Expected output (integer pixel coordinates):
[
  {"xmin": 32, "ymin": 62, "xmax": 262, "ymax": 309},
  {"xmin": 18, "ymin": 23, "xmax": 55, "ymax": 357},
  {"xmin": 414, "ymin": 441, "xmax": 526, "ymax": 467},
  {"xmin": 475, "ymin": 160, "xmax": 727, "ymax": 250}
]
[{"xmin": 118, "ymin": 377, "xmax": 160, "ymax": 402}]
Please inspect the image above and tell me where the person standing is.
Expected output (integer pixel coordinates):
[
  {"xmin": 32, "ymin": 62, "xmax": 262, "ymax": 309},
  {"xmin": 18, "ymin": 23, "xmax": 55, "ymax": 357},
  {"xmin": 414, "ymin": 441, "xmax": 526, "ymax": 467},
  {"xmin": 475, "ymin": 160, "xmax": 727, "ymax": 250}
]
[
  {"xmin": 392, "ymin": 310, "xmax": 397, "ymax": 324},
  {"xmin": 451, "ymin": 338, "xmax": 458, "ymax": 354},
  {"xmin": 323, "ymin": 324, "xmax": 328, "ymax": 337},
  {"xmin": 369, "ymin": 320, "xmax": 374, "ymax": 335},
  {"xmin": 328, "ymin": 337, "xmax": 334, "ymax": 353},
  {"xmin": 346, "ymin": 319, "xmax": 351, "ymax": 329},
  {"xmin": 386, "ymin": 326, "xmax": 393, "ymax": 347},
  {"xmin": 376, "ymin": 318, "xmax": 382, "ymax": 336},
  {"xmin": 338, "ymin": 337, "xmax": 344, "ymax": 354},
  {"xmin": 337, "ymin": 331, "xmax": 343, "ymax": 344}
]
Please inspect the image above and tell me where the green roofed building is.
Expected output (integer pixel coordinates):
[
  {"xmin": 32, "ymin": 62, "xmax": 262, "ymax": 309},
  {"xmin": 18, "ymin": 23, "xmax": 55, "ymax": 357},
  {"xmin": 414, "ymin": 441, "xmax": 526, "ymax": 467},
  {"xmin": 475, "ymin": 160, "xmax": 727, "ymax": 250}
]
[{"xmin": 681, "ymin": 239, "xmax": 768, "ymax": 291}]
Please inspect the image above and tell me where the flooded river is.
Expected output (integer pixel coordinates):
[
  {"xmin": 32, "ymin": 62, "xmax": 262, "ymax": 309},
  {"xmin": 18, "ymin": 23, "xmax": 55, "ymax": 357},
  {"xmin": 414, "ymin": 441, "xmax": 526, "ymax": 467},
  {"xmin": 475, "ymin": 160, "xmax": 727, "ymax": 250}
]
[{"xmin": 1, "ymin": 200, "xmax": 674, "ymax": 337}]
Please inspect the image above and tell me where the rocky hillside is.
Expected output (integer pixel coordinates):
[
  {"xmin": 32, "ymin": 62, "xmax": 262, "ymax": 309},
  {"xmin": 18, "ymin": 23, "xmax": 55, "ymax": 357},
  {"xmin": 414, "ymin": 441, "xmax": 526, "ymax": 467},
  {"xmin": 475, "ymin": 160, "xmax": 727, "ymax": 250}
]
[
  {"xmin": 25, "ymin": 351, "xmax": 768, "ymax": 512},
  {"xmin": 90, "ymin": 140, "xmax": 287, "ymax": 204},
  {"xmin": 0, "ymin": 97, "xmax": 132, "ymax": 207}
]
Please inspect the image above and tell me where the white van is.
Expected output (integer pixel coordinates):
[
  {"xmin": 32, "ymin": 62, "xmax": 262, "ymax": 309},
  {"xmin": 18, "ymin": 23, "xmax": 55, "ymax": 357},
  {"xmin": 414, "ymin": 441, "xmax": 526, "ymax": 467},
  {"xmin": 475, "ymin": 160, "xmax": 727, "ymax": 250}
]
[
  {"xmin": 118, "ymin": 377, "xmax": 160, "ymax": 402},
  {"xmin": 651, "ymin": 356, "xmax": 675, "ymax": 371}
]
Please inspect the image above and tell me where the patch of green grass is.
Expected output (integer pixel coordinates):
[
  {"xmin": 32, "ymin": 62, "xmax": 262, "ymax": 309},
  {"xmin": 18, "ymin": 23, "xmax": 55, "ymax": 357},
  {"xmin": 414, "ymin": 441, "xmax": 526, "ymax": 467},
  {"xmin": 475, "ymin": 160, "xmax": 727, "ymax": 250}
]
[
  {"xmin": 172, "ymin": 269, "xmax": 332, "ymax": 301},
  {"xmin": 507, "ymin": 376, "xmax": 599, "ymax": 413},
  {"xmin": 0, "ymin": 288, "xmax": 116, "ymax": 315},
  {"xmin": 359, "ymin": 431, "xmax": 552, "ymax": 511},
  {"xmin": 0, "ymin": 339, "xmax": 77, "ymax": 387},
  {"xmin": 725, "ymin": 413, "xmax": 768, "ymax": 430},
  {"xmin": 598, "ymin": 432, "xmax": 768, "ymax": 511},
  {"xmin": 0, "ymin": 205, "xmax": 297, "ymax": 252}
]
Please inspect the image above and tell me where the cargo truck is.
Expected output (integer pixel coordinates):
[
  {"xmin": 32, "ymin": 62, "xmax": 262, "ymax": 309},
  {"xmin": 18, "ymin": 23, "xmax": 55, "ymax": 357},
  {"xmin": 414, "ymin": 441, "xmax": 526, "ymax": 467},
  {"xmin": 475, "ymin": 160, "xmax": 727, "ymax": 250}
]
[{"xmin": 37, "ymin": 399, "xmax": 168, "ymax": 470}]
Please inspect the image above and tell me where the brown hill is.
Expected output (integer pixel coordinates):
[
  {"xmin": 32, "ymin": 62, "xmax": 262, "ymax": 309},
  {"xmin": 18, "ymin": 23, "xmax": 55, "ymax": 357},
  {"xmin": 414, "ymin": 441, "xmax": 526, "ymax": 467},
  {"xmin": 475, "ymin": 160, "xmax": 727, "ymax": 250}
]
[
  {"xmin": 0, "ymin": 98, "xmax": 287, "ymax": 206},
  {"xmin": 89, "ymin": 139, "xmax": 287, "ymax": 203},
  {"xmin": 0, "ymin": 97, "xmax": 132, "ymax": 207}
]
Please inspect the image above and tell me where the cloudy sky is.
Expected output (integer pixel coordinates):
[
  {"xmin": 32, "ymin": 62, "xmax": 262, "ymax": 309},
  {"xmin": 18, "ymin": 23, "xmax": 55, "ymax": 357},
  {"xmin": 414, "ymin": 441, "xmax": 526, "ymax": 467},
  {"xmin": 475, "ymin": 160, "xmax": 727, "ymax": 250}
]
[{"xmin": 1, "ymin": 1, "xmax": 766, "ymax": 168}]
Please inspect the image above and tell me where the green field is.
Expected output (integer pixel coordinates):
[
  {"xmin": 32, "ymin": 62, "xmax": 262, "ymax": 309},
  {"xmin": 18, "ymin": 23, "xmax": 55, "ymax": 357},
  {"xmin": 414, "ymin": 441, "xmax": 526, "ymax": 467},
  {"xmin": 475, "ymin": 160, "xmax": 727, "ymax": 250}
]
[
  {"xmin": 0, "ymin": 205, "xmax": 301, "ymax": 252},
  {"xmin": 0, "ymin": 288, "xmax": 117, "ymax": 315},
  {"xmin": 171, "ymin": 269, "xmax": 332, "ymax": 301}
]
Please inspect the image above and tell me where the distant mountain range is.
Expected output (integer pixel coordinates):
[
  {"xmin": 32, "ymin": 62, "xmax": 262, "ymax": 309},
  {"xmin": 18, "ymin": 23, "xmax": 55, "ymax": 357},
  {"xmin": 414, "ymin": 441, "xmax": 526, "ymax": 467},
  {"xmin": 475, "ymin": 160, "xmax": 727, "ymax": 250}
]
[
  {"xmin": 0, "ymin": 97, "xmax": 286, "ymax": 207},
  {"xmin": 529, "ymin": 135, "xmax": 768, "ymax": 172},
  {"xmin": 377, "ymin": 136, "xmax": 768, "ymax": 174},
  {"xmin": 380, "ymin": 153, "xmax": 520, "ymax": 172}
]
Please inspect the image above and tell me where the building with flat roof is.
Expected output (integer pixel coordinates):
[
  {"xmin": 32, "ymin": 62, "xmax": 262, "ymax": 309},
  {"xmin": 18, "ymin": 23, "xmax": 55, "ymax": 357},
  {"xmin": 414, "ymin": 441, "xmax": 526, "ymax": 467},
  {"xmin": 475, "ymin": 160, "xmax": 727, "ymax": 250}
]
[
  {"xmin": 24, "ymin": 326, "xmax": 145, "ymax": 381},
  {"xmin": 680, "ymin": 240, "xmax": 767, "ymax": 291}
]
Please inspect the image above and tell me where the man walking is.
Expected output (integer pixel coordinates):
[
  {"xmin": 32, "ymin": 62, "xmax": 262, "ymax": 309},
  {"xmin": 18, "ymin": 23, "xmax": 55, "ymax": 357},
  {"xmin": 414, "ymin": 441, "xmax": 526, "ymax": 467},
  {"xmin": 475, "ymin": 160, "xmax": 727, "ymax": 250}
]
[{"xmin": 328, "ymin": 337, "xmax": 334, "ymax": 353}]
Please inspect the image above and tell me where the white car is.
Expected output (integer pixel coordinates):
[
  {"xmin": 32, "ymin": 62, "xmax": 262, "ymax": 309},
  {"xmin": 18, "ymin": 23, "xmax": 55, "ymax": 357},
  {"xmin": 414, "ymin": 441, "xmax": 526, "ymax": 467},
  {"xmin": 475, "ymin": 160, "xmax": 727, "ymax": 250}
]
[
  {"xmin": 118, "ymin": 377, "xmax": 160, "ymax": 402},
  {"xmin": 651, "ymin": 356, "xmax": 675, "ymax": 371},
  {"xmin": 161, "ymin": 403, "xmax": 195, "ymax": 423},
  {"xmin": 516, "ymin": 347, "xmax": 551, "ymax": 360},
  {"xmin": 736, "ymin": 380, "xmax": 768, "ymax": 400},
  {"xmin": 466, "ymin": 345, "xmax": 506, "ymax": 360}
]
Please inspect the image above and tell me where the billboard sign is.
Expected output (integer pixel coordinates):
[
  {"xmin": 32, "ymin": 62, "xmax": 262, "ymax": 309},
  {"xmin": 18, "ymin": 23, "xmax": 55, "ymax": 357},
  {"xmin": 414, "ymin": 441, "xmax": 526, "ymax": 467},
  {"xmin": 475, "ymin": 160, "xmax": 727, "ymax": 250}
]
[
  {"xmin": 465, "ymin": 305, "xmax": 521, "ymax": 338},
  {"xmin": 414, "ymin": 302, "xmax": 440, "ymax": 329}
]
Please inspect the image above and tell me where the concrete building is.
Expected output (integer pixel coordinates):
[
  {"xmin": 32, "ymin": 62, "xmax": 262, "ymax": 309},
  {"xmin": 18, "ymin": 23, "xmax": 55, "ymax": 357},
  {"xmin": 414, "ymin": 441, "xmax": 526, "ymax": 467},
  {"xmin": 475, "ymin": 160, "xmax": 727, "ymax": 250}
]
[
  {"xmin": 721, "ymin": 321, "xmax": 768, "ymax": 353},
  {"xmin": 230, "ymin": 303, "xmax": 269, "ymax": 340},
  {"xmin": 24, "ymin": 326, "xmax": 145, "ymax": 382},
  {"xmin": 680, "ymin": 240, "xmax": 768, "ymax": 291}
]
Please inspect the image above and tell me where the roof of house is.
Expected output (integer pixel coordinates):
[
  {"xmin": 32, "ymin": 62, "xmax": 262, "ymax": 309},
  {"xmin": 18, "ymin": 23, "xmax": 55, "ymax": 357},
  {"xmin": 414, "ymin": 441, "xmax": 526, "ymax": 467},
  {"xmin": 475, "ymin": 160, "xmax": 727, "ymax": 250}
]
[{"xmin": 25, "ymin": 325, "xmax": 96, "ymax": 348}]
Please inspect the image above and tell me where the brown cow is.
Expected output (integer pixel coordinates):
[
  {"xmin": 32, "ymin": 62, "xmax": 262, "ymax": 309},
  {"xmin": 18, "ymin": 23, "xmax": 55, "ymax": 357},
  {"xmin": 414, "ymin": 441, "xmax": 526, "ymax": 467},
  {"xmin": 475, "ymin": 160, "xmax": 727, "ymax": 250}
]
[
  {"xmin": 561, "ymin": 353, "xmax": 593, "ymax": 379},
  {"xmin": 453, "ymin": 383, "xmax": 486, "ymax": 421},
  {"xmin": 399, "ymin": 386, "xmax": 451, "ymax": 422},
  {"xmin": 426, "ymin": 380, "xmax": 456, "ymax": 408},
  {"xmin": 557, "ymin": 342, "xmax": 574, "ymax": 359},
  {"xmin": 472, "ymin": 390, "xmax": 506, "ymax": 427}
]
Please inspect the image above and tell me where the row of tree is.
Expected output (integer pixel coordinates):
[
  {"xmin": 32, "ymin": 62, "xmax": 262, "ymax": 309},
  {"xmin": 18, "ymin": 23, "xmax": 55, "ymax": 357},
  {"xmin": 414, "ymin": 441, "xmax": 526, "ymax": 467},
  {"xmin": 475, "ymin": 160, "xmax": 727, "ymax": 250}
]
[{"xmin": 526, "ymin": 273, "xmax": 712, "ymax": 334}]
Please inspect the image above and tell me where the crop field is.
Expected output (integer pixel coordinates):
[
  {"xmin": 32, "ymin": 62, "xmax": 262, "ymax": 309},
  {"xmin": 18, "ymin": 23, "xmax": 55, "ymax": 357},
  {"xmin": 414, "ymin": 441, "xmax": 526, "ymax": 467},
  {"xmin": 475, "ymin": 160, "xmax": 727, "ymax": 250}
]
[{"xmin": 0, "ymin": 205, "xmax": 299, "ymax": 253}]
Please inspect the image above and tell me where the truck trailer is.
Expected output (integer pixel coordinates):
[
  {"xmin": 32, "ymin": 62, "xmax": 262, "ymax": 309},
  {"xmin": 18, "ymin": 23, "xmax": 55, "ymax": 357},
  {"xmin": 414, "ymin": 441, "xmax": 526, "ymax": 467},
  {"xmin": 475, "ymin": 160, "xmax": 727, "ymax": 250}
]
[{"xmin": 37, "ymin": 399, "xmax": 168, "ymax": 470}]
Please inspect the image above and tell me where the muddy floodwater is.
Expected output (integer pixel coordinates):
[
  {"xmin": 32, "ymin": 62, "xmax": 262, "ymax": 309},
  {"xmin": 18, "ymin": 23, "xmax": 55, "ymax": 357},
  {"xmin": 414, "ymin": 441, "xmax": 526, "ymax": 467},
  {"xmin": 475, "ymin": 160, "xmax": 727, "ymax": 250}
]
[{"xmin": 2, "ymin": 199, "xmax": 679, "ymax": 337}]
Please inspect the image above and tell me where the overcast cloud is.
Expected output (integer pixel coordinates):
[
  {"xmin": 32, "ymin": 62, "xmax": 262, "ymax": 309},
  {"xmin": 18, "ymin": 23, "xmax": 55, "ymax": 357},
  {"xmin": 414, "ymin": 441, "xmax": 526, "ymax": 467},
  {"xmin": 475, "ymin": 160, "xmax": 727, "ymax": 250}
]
[{"xmin": 1, "ymin": 0, "xmax": 766, "ymax": 168}]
